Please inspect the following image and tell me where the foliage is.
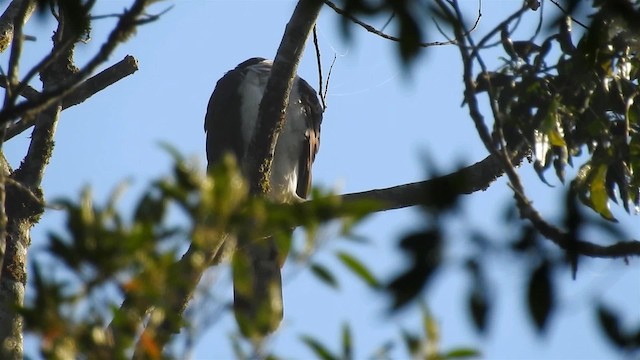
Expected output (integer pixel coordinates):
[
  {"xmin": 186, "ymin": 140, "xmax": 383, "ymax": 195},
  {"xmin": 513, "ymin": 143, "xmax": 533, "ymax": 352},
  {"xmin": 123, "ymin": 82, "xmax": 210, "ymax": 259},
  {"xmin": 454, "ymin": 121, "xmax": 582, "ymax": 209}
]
[{"xmin": 1, "ymin": 0, "xmax": 639, "ymax": 359}]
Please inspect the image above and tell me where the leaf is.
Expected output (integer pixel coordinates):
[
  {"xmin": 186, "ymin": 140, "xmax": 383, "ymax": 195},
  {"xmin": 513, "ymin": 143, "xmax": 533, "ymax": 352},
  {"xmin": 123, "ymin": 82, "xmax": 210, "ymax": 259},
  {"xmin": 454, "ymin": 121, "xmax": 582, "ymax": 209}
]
[
  {"xmin": 310, "ymin": 263, "xmax": 339, "ymax": 289},
  {"xmin": 527, "ymin": 261, "xmax": 554, "ymax": 333},
  {"xmin": 387, "ymin": 230, "xmax": 442, "ymax": 310},
  {"xmin": 596, "ymin": 304, "xmax": 632, "ymax": 349},
  {"xmin": 342, "ymin": 323, "xmax": 352, "ymax": 360},
  {"xmin": 442, "ymin": 348, "xmax": 482, "ymax": 359},
  {"xmin": 468, "ymin": 288, "xmax": 489, "ymax": 334},
  {"xmin": 336, "ymin": 251, "xmax": 380, "ymax": 288},
  {"xmin": 400, "ymin": 329, "xmax": 421, "ymax": 358},
  {"xmin": 421, "ymin": 303, "xmax": 439, "ymax": 345},
  {"xmin": 589, "ymin": 164, "xmax": 617, "ymax": 221},
  {"xmin": 465, "ymin": 259, "xmax": 491, "ymax": 333},
  {"xmin": 300, "ymin": 335, "xmax": 338, "ymax": 360}
]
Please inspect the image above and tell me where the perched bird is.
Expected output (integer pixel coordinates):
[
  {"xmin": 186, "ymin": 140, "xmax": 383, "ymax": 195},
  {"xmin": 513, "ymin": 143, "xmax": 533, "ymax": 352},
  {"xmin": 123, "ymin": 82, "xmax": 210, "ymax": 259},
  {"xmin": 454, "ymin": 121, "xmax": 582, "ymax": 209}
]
[{"xmin": 204, "ymin": 57, "xmax": 323, "ymax": 338}]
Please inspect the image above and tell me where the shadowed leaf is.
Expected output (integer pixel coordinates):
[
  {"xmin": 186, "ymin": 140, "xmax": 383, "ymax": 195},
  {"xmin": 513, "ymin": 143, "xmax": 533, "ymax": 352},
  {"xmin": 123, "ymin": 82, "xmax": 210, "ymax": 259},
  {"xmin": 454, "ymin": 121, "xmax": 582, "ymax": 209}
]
[{"xmin": 527, "ymin": 261, "xmax": 554, "ymax": 333}]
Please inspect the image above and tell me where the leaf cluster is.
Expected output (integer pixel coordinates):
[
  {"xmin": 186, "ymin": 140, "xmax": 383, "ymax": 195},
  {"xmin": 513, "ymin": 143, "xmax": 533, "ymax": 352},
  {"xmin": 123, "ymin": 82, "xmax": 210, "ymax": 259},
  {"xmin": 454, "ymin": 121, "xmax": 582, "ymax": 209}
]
[{"xmin": 475, "ymin": 3, "xmax": 640, "ymax": 220}]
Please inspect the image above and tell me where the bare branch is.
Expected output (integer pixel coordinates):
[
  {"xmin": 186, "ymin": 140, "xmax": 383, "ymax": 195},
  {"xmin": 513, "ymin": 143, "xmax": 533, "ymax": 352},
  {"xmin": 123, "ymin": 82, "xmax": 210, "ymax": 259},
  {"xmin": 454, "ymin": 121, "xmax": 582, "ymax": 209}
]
[
  {"xmin": 0, "ymin": 78, "xmax": 38, "ymax": 101},
  {"xmin": 61, "ymin": 54, "xmax": 139, "ymax": 108},
  {"xmin": 549, "ymin": 0, "xmax": 588, "ymax": 29},
  {"xmin": 1, "ymin": 55, "xmax": 139, "ymax": 140},
  {"xmin": 312, "ymin": 25, "xmax": 327, "ymax": 111},
  {"xmin": 323, "ymin": 0, "xmax": 479, "ymax": 47},
  {"xmin": 0, "ymin": 0, "xmax": 154, "ymax": 125},
  {"xmin": 0, "ymin": 0, "xmax": 36, "ymax": 53},
  {"xmin": 342, "ymin": 149, "xmax": 525, "ymax": 211}
]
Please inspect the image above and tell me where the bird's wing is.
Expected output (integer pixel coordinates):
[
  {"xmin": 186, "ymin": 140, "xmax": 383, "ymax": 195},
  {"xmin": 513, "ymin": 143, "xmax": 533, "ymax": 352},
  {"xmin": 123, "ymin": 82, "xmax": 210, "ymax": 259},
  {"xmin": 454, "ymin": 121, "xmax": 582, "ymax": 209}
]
[
  {"xmin": 295, "ymin": 78, "xmax": 323, "ymax": 199},
  {"xmin": 204, "ymin": 67, "xmax": 246, "ymax": 170}
]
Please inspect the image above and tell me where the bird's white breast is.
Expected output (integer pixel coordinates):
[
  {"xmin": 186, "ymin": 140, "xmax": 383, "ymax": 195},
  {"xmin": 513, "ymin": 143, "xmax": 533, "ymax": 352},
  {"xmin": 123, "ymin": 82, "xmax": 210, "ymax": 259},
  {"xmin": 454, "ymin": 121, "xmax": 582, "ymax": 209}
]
[{"xmin": 238, "ymin": 65, "xmax": 307, "ymax": 202}]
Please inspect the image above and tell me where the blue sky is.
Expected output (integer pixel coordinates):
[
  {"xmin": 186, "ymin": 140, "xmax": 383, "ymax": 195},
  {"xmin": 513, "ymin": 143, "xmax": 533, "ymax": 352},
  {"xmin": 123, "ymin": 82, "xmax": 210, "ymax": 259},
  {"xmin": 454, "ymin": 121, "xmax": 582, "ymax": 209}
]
[{"xmin": 4, "ymin": 1, "xmax": 639, "ymax": 359}]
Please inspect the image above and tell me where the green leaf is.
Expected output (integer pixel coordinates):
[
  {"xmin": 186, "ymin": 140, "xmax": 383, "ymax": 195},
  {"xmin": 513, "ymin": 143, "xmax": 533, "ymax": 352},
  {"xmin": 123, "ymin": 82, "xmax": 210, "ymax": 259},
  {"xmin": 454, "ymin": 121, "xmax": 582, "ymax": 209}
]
[
  {"xmin": 300, "ymin": 335, "xmax": 338, "ymax": 360},
  {"xmin": 442, "ymin": 348, "xmax": 482, "ymax": 359},
  {"xmin": 342, "ymin": 323, "xmax": 352, "ymax": 360},
  {"xmin": 590, "ymin": 164, "xmax": 616, "ymax": 221},
  {"xmin": 421, "ymin": 303, "xmax": 439, "ymax": 344},
  {"xmin": 336, "ymin": 251, "xmax": 380, "ymax": 288},
  {"xmin": 310, "ymin": 263, "xmax": 339, "ymax": 289},
  {"xmin": 400, "ymin": 329, "xmax": 421, "ymax": 357}
]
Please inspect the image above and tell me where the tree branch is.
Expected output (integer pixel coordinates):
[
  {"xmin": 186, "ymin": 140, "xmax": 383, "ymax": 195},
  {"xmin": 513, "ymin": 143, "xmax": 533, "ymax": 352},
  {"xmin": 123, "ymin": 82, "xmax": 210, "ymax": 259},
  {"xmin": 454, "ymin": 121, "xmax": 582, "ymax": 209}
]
[
  {"xmin": 0, "ymin": 0, "xmax": 36, "ymax": 53},
  {"xmin": 2, "ymin": 55, "xmax": 139, "ymax": 140},
  {"xmin": 245, "ymin": 0, "xmax": 324, "ymax": 195},
  {"xmin": 341, "ymin": 148, "xmax": 526, "ymax": 211},
  {"xmin": 322, "ymin": 0, "xmax": 480, "ymax": 48},
  {"xmin": 0, "ymin": 0, "xmax": 153, "ymax": 125}
]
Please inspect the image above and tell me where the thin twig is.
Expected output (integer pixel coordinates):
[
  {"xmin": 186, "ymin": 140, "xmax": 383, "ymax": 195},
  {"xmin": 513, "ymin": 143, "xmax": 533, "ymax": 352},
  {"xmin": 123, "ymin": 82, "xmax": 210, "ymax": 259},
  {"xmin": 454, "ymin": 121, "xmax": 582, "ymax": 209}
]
[
  {"xmin": 380, "ymin": 11, "xmax": 395, "ymax": 32},
  {"xmin": 323, "ymin": 0, "xmax": 464, "ymax": 47},
  {"xmin": 312, "ymin": 25, "xmax": 327, "ymax": 111},
  {"xmin": 323, "ymin": 54, "xmax": 336, "ymax": 103},
  {"xmin": 549, "ymin": 0, "xmax": 588, "ymax": 29}
]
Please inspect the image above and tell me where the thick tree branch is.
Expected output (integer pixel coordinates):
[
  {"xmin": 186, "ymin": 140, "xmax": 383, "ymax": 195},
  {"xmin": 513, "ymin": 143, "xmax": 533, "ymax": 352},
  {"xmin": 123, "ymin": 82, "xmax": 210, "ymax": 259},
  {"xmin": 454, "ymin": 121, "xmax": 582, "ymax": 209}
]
[
  {"xmin": 0, "ymin": 0, "xmax": 36, "ymax": 53},
  {"xmin": 2, "ymin": 55, "xmax": 139, "ymax": 140},
  {"xmin": 341, "ymin": 149, "xmax": 525, "ymax": 210},
  {"xmin": 0, "ymin": 4, "xmax": 70, "ymax": 357},
  {"xmin": 245, "ymin": 0, "xmax": 324, "ymax": 195}
]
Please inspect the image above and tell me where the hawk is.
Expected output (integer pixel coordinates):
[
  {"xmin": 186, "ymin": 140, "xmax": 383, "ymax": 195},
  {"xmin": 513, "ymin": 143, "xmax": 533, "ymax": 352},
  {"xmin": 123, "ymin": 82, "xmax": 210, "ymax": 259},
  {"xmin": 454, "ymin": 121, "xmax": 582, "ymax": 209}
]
[{"xmin": 204, "ymin": 57, "xmax": 323, "ymax": 337}]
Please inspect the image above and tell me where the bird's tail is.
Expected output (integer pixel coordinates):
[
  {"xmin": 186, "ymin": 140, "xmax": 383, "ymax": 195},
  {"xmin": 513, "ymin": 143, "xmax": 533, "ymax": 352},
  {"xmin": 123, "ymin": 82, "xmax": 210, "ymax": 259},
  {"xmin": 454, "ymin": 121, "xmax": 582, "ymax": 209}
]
[{"xmin": 232, "ymin": 236, "xmax": 283, "ymax": 340}]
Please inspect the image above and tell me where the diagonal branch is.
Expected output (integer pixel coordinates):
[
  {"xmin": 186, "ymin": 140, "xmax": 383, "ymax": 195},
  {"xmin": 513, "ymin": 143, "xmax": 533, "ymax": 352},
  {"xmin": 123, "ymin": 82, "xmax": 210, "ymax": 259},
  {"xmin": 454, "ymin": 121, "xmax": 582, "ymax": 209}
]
[
  {"xmin": 1, "ymin": 55, "xmax": 139, "ymax": 140},
  {"xmin": 0, "ymin": 0, "xmax": 153, "ymax": 126},
  {"xmin": 245, "ymin": 0, "xmax": 324, "ymax": 196},
  {"xmin": 0, "ymin": 0, "xmax": 36, "ymax": 53},
  {"xmin": 341, "ymin": 148, "xmax": 526, "ymax": 211},
  {"xmin": 323, "ymin": 0, "xmax": 480, "ymax": 48}
]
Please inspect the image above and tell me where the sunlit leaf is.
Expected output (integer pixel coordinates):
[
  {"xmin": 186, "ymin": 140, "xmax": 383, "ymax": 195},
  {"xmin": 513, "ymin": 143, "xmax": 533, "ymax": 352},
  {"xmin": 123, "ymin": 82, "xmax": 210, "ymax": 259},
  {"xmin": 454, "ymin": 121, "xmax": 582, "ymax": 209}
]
[
  {"xmin": 589, "ymin": 164, "xmax": 617, "ymax": 221},
  {"xmin": 442, "ymin": 348, "xmax": 482, "ymax": 359}
]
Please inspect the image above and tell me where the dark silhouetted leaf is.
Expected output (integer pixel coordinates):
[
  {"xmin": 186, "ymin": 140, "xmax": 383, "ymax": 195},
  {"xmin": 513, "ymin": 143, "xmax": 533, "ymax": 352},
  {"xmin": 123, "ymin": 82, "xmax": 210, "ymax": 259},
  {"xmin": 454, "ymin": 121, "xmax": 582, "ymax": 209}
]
[
  {"xmin": 465, "ymin": 259, "xmax": 491, "ymax": 334},
  {"xmin": 527, "ymin": 261, "xmax": 554, "ymax": 333},
  {"xmin": 596, "ymin": 304, "xmax": 636, "ymax": 349},
  {"xmin": 388, "ymin": 230, "xmax": 442, "ymax": 310},
  {"xmin": 310, "ymin": 263, "xmax": 339, "ymax": 289},
  {"xmin": 400, "ymin": 329, "xmax": 421, "ymax": 358}
]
